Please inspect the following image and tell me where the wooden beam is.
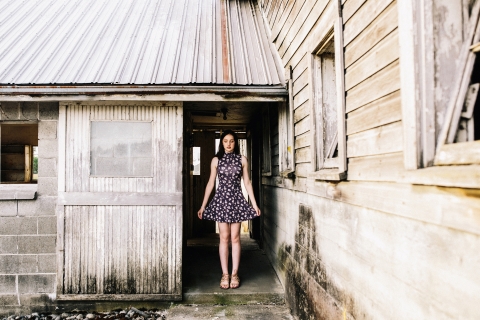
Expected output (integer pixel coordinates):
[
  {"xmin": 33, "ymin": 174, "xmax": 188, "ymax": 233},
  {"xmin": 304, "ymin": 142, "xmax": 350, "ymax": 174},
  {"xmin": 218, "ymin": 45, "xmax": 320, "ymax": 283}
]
[
  {"xmin": 0, "ymin": 93, "xmax": 286, "ymax": 103},
  {"xmin": 24, "ymin": 145, "xmax": 31, "ymax": 182},
  {"xmin": 434, "ymin": 140, "xmax": 480, "ymax": 166},
  {"xmin": 57, "ymin": 294, "xmax": 182, "ymax": 301},
  {"xmin": 58, "ymin": 192, "xmax": 182, "ymax": 206}
]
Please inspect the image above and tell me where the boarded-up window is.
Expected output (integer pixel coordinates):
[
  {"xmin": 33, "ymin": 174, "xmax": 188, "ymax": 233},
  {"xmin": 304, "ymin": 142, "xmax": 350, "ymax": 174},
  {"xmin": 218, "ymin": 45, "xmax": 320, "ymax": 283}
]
[
  {"xmin": 311, "ymin": 33, "xmax": 339, "ymax": 171},
  {"xmin": 308, "ymin": 14, "xmax": 346, "ymax": 179},
  {"xmin": 90, "ymin": 121, "xmax": 153, "ymax": 177},
  {"xmin": 400, "ymin": 0, "xmax": 480, "ymax": 168}
]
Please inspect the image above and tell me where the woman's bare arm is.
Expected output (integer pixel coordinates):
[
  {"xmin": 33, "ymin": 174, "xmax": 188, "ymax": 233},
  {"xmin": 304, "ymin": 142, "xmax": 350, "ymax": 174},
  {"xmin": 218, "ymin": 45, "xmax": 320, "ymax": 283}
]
[
  {"xmin": 197, "ymin": 157, "xmax": 218, "ymax": 219},
  {"xmin": 241, "ymin": 156, "xmax": 261, "ymax": 216}
]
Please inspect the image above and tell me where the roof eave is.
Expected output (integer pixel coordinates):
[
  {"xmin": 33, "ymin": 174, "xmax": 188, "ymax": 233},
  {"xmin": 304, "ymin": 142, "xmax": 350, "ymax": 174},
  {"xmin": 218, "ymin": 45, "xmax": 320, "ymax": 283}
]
[{"xmin": 0, "ymin": 85, "xmax": 288, "ymax": 102}]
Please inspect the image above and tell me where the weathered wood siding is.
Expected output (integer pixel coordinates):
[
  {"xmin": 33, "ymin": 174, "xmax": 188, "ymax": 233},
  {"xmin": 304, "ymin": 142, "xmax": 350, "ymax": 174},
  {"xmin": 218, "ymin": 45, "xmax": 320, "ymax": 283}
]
[
  {"xmin": 59, "ymin": 102, "xmax": 182, "ymax": 298},
  {"xmin": 259, "ymin": 0, "xmax": 480, "ymax": 319}
]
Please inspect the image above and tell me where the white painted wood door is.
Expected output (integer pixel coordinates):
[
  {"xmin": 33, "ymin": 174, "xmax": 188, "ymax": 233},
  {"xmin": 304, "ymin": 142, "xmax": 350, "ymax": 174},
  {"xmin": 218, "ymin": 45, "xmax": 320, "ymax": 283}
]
[{"xmin": 57, "ymin": 102, "xmax": 183, "ymax": 300}]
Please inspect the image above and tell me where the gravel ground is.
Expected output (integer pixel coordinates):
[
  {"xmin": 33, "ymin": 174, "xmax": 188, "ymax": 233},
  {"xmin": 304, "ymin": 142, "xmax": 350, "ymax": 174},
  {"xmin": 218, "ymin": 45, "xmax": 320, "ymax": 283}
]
[{"xmin": 1, "ymin": 305, "xmax": 294, "ymax": 320}]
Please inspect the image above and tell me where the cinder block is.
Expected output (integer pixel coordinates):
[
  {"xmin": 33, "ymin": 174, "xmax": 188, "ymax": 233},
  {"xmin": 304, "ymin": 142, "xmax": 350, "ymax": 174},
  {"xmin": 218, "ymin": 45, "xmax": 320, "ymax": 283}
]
[
  {"xmin": 0, "ymin": 294, "xmax": 19, "ymax": 306},
  {"xmin": 36, "ymin": 196, "xmax": 57, "ymax": 216},
  {"xmin": 0, "ymin": 217, "xmax": 37, "ymax": 235},
  {"xmin": 38, "ymin": 139, "xmax": 57, "ymax": 159},
  {"xmin": 37, "ymin": 177, "xmax": 58, "ymax": 197},
  {"xmin": 0, "ymin": 102, "xmax": 20, "ymax": 120},
  {"xmin": 21, "ymin": 102, "xmax": 39, "ymax": 120},
  {"xmin": 38, "ymin": 216, "xmax": 56, "ymax": 234},
  {"xmin": 39, "ymin": 102, "xmax": 59, "ymax": 120},
  {"xmin": 38, "ymin": 121, "xmax": 57, "ymax": 140},
  {"xmin": 19, "ymin": 294, "xmax": 56, "ymax": 309},
  {"xmin": 0, "ymin": 201, "xmax": 17, "ymax": 217},
  {"xmin": 18, "ymin": 236, "xmax": 55, "ymax": 254},
  {"xmin": 0, "ymin": 236, "xmax": 18, "ymax": 254},
  {"xmin": 18, "ymin": 274, "xmax": 55, "ymax": 294},
  {"xmin": 38, "ymin": 254, "xmax": 56, "ymax": 273},
  {"xmin": 0, "ymin": 255, "xmax": 37, "ymax": 274},
  {"xmin": 0, "ymin": 275, "xmax": 16, "ymax": 293},
  {"xmin": 38, "ymin": 158, "xmax": 57, "ymax": 177},
  {"xmin": 17, "ymin": 199, "xmax": 37, "ymax": 216}
]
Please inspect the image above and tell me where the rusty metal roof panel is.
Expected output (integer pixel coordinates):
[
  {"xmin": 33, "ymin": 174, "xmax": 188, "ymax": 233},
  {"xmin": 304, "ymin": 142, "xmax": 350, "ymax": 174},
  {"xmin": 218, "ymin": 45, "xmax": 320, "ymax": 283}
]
[{"xmin": 0, "ymin": 0, "xmax": 284, "ymax": 86}]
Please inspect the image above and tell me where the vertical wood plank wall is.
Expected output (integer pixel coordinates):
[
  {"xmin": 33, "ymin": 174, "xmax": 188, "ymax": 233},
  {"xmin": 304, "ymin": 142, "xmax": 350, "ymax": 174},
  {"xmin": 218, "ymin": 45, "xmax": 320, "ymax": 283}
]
[
  {"xmin": 259, "ymin": 0, "xmax": 480, "ymax": 319},
  {"xmin": 61, "ymin": 102, "xmax": 182, "ymax": 297}
]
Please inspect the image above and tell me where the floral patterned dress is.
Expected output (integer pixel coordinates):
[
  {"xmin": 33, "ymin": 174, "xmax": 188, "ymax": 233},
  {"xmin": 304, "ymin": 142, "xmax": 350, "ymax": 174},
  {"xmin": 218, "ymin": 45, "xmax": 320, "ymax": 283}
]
[{"xmin": 202, "ymin": 152, "xmax": 258, "ymax": 223}]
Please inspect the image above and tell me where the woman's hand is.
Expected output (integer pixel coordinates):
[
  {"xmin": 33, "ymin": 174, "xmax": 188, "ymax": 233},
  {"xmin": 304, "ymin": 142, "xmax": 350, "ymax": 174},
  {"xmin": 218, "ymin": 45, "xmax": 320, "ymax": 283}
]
[
  {"xmin": 253, "ymin": 205, "xmax": 261, "ymax": 216},
  {"xmin": 197, "ymin": 207, "xmax": 205, "ymax": 219}
]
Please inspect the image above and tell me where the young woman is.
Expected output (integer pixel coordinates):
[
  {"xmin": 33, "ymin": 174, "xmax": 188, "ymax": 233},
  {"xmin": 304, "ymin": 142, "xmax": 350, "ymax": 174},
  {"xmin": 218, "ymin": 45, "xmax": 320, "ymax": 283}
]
[{"xmin": 197, "ymin": 130, "xmax": 261, "ymax": 289}]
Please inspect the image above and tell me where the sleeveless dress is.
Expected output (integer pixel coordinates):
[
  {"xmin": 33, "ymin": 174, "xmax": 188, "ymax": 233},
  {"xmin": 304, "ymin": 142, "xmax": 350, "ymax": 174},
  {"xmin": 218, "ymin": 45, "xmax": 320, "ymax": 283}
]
[{"xmin": 202, "ymin": 152, "xmax": 258, "ymax": 223}]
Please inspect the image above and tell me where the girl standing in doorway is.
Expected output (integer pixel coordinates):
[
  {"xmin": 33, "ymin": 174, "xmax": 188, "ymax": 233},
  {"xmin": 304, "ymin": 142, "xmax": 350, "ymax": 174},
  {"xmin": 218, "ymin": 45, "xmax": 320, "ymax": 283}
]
[{"xmin": 197, "ymin": 129, "xmax": 261, "ymax": 289}]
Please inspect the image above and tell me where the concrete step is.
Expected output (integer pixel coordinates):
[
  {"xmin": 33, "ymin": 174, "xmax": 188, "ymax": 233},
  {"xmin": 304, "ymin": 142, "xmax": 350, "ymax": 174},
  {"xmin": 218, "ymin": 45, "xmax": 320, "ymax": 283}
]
[{"xmin": 183, "ymin": 235, "xmax": 285, "ymax": 305}]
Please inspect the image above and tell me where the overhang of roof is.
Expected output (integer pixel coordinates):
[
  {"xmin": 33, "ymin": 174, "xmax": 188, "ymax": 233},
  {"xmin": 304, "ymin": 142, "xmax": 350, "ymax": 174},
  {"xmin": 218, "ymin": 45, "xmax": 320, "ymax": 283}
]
[{"xmin": 0, "ymin": 0, "xmax": 286, "ymax": 97}]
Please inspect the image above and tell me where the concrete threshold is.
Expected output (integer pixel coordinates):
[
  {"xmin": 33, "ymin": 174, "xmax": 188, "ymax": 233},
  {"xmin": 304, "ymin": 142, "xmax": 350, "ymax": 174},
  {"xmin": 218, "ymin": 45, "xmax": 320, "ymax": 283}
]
[{"xmin": 183, "ymin": 234, "xmax": 285, "ymax": 305}]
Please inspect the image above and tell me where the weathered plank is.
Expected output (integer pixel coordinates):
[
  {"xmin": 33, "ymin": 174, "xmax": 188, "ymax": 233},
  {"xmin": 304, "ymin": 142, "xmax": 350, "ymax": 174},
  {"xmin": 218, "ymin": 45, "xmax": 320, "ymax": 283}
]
[
  {"xmin": 434, "ymin": 140, "xmax": 480, "ymax": 165},
  {"xmin": 278, "ymin": 1, "xmax": 335, "ymax": 73},
  {"xmin": 343, "ymin": 0, "xmax": 394, "ymax": 46},
  {"xmin": 346, "ymin": 121, "xmax": 403, "ymax": 158},
  {"xmin": 342, "ymin": 0, "xmax": 367, "ymax": 23},
  {"xmin": 278, "ymin": 0, "xmax": 332, "ymax": 62},
  {"xmin": 293, "ymin": 84, "xmax": 311, "ymax": 109},
  {"xmin": 295, "ymin": 131, "xmax": 311, "ymax": 149},
  {"xmin": 293, "ymin": 67, "xmax": 309, "ymax": 96},
  {"xmin": 346, "ymin": 60, "xmax": 400, "ymax": 113},
  {"xmin": 344, "ymin": 1, "xmax": 398, "ymax": 68},
  {"xmin": 295, "ymin": 162, "xmax": 312, "ymax": 178},
  {"xmin": 345, "ymin": 29, "xmax": 399, "ymax": 90},
  {"xmin": 58, "ymin": 192, "xmax": 182, "ymax": 206},
  {"xmin": 347, "ymin": 152, "xmax": 406, "ymax": 182},
  {"xmin": 346, "ymin": 90, "xmax": 401, "ymax": 135},
  {"xmin": 292, "ymin": 52, "xmax": 308, "ymax": 80},
  {"xmin": 270, "ymin": 0, "xmax": 303, "ymax": 42},
  {"xmin": 293, "ymin": 101, "xmax": 309, "ymax": 123},
  {"xmin": 63, "ymin": 205, "xmax": 179, "ymax": 295},
  {"xmin": 306, "ymin": 178, "xmax": 480, "ymax": 235},
  {"xmin": 294, "ymin": 115, "xmax": 310, "ymax": 137},
  {"xmin": 295, "ymin": 146, "xmax": 311, "ymax": 164}
]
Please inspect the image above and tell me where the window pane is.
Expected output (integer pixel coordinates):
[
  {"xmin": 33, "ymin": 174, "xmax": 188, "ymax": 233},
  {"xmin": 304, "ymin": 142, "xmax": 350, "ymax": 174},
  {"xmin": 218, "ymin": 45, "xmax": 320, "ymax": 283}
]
[{"xmin": 90, "ymin": 121, "xmax": 153, "ymax": 177}]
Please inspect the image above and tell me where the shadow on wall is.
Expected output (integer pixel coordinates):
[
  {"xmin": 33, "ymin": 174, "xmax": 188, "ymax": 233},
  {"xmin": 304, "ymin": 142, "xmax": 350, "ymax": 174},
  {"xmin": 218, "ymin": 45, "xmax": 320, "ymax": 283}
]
[{"xmin": 277, "ymin": 204, "xmax": 364, "ymax": 320}]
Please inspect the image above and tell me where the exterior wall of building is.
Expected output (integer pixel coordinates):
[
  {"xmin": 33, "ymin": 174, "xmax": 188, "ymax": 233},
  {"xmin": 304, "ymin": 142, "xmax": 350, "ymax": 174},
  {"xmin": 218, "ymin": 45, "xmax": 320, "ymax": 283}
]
[
  {"xmin": 0, "ymin": 102, "xmax": 59, "ymax": 314},
  {"xmin": 259, "ymin": 0, "xmax": 480, "ymax": 319}
]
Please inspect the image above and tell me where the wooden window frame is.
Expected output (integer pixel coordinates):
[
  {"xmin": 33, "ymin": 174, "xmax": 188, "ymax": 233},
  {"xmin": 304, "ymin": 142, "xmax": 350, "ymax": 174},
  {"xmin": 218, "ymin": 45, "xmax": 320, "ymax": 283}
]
[
  {"xmin": 398, "ymin": 0, "xmax": 480, "ymax": 170},
  {"xmin": 262, "ymin": 105, "xmax": 272, "ymax": 176},
  {"xmin": 308, "ymin": 12, "xmax": 347, "ymax": 181},
  {"xmin": 278, "ymin": 97, "xmax": 295, "ymax": 177}
]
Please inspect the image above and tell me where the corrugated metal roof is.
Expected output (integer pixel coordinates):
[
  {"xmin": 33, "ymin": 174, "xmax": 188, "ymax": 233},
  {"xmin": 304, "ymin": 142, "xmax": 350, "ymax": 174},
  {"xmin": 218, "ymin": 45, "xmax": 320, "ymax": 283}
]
[{"xmin": 0, "ymin": 0, "xmax": 284, "ymax": 86}]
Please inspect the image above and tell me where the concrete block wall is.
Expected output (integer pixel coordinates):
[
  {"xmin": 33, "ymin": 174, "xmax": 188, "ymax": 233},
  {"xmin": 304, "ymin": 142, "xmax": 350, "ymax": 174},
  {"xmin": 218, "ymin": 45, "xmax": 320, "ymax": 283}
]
[
  {"xmin": 262, "ymin": 186, "xmax": 480, "ymax": 320},
  {"xmin": 0, "ymin": 102, "xmax": 59, "ymax": 314}
]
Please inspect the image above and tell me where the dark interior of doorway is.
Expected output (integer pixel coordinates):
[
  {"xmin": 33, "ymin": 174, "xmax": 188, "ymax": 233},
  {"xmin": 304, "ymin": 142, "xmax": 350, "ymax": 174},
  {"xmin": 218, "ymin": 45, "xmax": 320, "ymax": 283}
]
[
  {"xmin": 189, "ymin": 130, "xmax": 253, "ymax": 237},
  {"xmin": 183, "ymin": 101, "xmax": 266, "ymax": 245}
]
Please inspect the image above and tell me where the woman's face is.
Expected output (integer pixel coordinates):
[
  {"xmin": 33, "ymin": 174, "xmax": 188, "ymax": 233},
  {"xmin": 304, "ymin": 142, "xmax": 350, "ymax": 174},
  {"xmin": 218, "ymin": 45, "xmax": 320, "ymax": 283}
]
[{"xmin": 222, "ymin": 134, "xmax": 235, "ymax": 153}]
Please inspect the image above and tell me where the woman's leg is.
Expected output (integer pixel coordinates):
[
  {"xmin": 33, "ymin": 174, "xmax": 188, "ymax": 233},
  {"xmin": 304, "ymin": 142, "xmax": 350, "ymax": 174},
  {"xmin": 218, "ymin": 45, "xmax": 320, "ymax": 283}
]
[
  {"xmin": 218, "ymin": 222, "xmax": 231, "ymax": 275},
  {"xmin": 230, "ymin": 222, "xmax": 242, "ymax": 275}
]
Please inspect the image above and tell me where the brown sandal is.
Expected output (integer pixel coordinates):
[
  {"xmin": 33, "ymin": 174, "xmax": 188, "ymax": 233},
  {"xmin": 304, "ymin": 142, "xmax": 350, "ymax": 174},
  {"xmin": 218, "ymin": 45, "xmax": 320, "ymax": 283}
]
[
  {"xmin": 220, "ymin": 274, "xmax": 230, "ymax": 289},
  {"xmin": 230, "ymin": 274, "xmax": 240, "ymax": 289}
]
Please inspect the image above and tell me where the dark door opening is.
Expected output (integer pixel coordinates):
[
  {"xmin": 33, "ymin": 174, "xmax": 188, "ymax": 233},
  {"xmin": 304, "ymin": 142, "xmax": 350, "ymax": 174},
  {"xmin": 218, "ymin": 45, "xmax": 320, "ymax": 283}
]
[{"xmin": 183, "ymin": 102, "xmax": 266, "ymax": 243}]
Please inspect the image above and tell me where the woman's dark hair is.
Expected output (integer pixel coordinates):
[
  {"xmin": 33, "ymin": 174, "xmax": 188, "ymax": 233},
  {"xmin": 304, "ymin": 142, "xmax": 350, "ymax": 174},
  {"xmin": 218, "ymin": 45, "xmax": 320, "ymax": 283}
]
[{"xmin": 215, "ymin": 129, "xmax": 240, "ymax": 159}]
